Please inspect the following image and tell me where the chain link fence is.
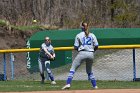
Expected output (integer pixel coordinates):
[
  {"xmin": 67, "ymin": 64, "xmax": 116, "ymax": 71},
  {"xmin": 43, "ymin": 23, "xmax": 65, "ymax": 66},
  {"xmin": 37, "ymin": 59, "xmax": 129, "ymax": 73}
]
[{"xmin": 0, "ymin": 49, "xmax": 140, "ymax": 81}]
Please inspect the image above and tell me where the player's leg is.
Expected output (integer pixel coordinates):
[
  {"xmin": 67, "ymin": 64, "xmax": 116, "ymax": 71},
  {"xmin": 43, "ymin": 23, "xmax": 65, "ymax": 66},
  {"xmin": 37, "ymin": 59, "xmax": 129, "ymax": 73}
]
[
  {"xmin": 38, "ymin": 58, "xmax": 45, "ymax": 84},
  {"xmin": 62, "ymin": 52, "xmax": 84, "ymax": 89},
  {"xmin": 67, "ymin": 53, "xmax": 84, "ymax": 84},
  {"xmin": 86, "ymin": 60, "xmax": 97, "ymax": 88},
  {"xmin": 45, "ymin": 61, "xmax": 56, "ymax": 84},
  {"xmin": 86, "ymin": 53, "xmax": 98, "ymax": 89}
]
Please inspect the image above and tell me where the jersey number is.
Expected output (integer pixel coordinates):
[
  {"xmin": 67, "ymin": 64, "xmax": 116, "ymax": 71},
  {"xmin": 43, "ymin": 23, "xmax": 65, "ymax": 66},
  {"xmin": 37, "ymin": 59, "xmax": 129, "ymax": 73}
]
[{"xmin": 83, "ymin": 37, "xmax": 92, "ymax": 45}]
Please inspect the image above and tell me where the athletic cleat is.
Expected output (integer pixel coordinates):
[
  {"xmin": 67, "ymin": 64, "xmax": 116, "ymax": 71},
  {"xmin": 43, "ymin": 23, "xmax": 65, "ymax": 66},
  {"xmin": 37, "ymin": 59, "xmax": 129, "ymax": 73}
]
[
  {"xmin": 93, "ymin": 86, "xmax": 98, "ymax": 89},
  {"xmin": 51, "ymin": 81, "xmax": 56, "ymax": 85},
  {"xmin": 62, "ymin": 84, "xmax": 71, "ymax": 90}
]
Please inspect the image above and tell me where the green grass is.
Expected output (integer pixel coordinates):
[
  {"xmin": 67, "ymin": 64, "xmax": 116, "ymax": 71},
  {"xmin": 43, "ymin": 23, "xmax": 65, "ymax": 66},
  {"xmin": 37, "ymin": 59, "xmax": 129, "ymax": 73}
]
[
  {"xmin": 0, "ymin": 80, "xmax": 140, "ymax": 92},
  {"xmin": 0, "ymin": 19, "xmax": 7, "ymax": 26}
]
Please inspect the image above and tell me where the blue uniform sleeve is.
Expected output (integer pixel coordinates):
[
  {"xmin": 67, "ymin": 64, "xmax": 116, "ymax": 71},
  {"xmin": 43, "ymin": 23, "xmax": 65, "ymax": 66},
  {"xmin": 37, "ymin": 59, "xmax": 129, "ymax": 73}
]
[
  {"xmin": 74, "ymin": 46, "xmax": 78, "ymax": 50},
  {"xmin": 94, "ymin": 46, "xmax": 98, "ymax": 51}
]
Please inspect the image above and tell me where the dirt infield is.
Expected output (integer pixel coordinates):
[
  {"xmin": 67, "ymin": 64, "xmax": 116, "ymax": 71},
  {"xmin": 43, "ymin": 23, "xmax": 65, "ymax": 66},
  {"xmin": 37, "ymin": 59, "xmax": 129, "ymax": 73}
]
[{"xmin": 2, "ymin": 89, "xmax": 140, "ymax": 93}]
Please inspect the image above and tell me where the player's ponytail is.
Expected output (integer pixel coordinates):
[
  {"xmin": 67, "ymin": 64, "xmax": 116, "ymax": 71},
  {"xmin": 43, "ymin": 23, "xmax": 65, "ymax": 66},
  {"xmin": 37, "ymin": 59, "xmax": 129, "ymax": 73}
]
[
  {"xmin": 85, "ymin": 29, "xmax": 89, "ymax": 37},
  {"xmin": 81, "ymin": 22, "xmax": 89, "ymax": 37}
]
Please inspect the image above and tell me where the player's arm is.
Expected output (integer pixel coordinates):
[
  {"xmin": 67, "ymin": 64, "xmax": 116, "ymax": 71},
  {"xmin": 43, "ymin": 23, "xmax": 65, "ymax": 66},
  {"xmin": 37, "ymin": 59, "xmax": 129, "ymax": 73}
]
[
  {"xmin": 42, "ymin": 44, "xmax": 53, "ymax": 58},
  {"xmin": 52, "ymin": 52, "xmax": 55, "ymax": 58},
  {"xmin": 74, "ymin": 46, "xmax": 78, "ymax": 51},
  {"xmin": 93, "ymin": 35, "xmax": 99, "ymax": 52},
  {"xmin": 50, "ymin": 49, "xmax": 56, "ymax": 61},
  {"xmin": 74, "ymin": 35, "xmax": 79, "ymax": 51},
  {"xmin": 94, "ymin": 45, "xmax": 98, "ymax": 51},
  {"xmin": 51, "ymin": 47, "xmax": 56, "ymax": 58}
]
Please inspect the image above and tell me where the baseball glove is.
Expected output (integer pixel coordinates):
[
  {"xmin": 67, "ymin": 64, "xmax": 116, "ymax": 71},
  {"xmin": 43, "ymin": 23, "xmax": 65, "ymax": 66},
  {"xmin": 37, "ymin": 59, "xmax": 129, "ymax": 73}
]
[
  {"xmin": 47, "ymin": 50, "xmax": 55, "ymax": 61},
  {"xmin": 49, "ymin": 57, "xmax": 55, "ymax": 61}
]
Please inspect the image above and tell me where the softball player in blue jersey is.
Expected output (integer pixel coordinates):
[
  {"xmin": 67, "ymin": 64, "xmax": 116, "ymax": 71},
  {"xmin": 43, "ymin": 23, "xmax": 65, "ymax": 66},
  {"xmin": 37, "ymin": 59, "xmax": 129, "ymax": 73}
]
[
  {"xmin": 38, "ymin": 36, "xmax": 56, "ymax": 84},
  {"xmin": 62, "ymin": 22, "xmax": 99, "ymax": 89}
]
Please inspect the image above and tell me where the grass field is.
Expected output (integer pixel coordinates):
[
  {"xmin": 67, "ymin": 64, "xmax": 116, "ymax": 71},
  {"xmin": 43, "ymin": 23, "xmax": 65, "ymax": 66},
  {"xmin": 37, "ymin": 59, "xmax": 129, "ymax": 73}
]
[{"xmin": 0, "ymin": 80, "xmax": 140, "ymax": 92}]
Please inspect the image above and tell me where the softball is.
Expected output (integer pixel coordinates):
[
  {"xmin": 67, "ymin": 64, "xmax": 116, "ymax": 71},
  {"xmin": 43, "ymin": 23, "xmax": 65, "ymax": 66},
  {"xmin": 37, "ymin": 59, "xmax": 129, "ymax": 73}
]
[{"xmin": 33, "ymin": 19, "xmax": 37, "ymax": 23}]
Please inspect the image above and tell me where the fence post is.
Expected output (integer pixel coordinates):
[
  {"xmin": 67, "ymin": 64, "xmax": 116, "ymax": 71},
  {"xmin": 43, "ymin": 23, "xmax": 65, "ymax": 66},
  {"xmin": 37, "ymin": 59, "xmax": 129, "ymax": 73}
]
[
  {"xmin": 133, "ymin": 48, "xmax": 136, "ymax": 81},
  {"xmin": 10, "ymin": 53, "xmax": 14, "ymax": 80},
  {"xmin": 3, "ymin": 53, "xmax": 6, "ymax": 80}
]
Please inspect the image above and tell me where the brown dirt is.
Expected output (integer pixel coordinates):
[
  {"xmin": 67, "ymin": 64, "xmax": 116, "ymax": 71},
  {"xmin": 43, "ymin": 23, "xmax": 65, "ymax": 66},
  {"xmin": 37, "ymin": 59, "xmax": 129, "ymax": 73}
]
[
  {"xmin": 0, "ymin": 27, "xmax": 32, "ymax": 49},
  {"xmin": 1, "ymin": 89, "xmax": 140, "ymax": 93}
]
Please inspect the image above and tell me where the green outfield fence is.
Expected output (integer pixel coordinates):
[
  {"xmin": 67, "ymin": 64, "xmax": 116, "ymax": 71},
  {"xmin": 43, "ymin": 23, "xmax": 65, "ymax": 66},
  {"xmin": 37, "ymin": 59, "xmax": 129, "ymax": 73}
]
[
  {"xmin": 0, "ymin": 45, "xmax": 140, "ymax": 81},
  {"xmin": 27, "ymin": 28, "xmax": 140, "ymax": 72}
]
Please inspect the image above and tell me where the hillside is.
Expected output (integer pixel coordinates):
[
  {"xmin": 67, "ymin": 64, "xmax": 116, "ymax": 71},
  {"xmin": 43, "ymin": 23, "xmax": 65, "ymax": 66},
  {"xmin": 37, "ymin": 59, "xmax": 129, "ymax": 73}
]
[
  {"xmin": 0, "ymin": 27, "xmax": 32, "ymax": 49},
  {"xmin": 0, "ymin": 0, "xmax": 140, "ymax": 28},
  {"xmin": 0, "ymin": 0, "xmax": 140, "ymax": 49}
]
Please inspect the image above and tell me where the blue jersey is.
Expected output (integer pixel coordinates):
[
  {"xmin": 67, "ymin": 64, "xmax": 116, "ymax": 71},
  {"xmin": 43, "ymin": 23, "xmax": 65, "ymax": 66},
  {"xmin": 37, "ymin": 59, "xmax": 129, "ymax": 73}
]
[{"xmin": 74, "ymin": 32, "xmax": 98, "ymax": 52}]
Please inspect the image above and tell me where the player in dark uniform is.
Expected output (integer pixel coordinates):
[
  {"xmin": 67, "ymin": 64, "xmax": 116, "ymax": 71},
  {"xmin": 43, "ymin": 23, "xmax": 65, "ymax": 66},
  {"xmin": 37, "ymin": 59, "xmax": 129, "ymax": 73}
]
[{"xmin": 38, "ymin": 36, "xmax": 56, "ymax": 84}]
